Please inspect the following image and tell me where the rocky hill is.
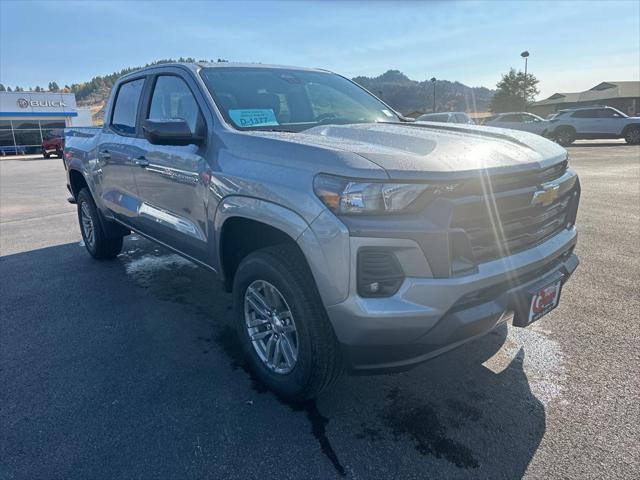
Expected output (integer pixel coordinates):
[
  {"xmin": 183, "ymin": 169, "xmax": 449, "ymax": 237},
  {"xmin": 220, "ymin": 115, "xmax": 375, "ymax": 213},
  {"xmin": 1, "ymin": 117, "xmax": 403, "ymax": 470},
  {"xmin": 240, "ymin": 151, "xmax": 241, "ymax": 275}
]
[{"xmin": 353, "ymin": 70, "xmax": 495, "ymax": 115}]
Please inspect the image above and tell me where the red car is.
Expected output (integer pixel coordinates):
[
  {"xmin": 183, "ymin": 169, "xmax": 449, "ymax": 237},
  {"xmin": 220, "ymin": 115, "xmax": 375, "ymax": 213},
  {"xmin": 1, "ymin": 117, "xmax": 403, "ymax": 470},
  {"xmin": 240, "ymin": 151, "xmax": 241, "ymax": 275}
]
[{"xmin": 41, "ymin": 129, "xmax": 64, "ymax": 158}]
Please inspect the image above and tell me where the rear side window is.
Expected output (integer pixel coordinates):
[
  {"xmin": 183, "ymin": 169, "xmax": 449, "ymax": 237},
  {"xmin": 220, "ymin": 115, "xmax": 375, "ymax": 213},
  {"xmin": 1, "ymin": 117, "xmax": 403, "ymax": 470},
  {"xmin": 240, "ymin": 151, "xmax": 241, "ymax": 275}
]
[
  {"xmin": 571, "ymin": 109, "xmax": 599, "ymax": 118},
  {"xmin": 111, "ymin": 78, "xmax": 145, "ymax": 135},
  {"xmin": 148, "ymin": 75, "xmax": 201, "ymax": 134}
]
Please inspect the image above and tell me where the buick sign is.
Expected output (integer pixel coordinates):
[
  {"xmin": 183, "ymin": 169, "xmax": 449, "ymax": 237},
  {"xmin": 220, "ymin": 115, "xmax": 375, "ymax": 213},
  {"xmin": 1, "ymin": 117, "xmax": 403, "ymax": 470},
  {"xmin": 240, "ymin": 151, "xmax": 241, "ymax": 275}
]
[{"xmin": 17, "ymin": 98, "xmax": 67, "ymax": 108}]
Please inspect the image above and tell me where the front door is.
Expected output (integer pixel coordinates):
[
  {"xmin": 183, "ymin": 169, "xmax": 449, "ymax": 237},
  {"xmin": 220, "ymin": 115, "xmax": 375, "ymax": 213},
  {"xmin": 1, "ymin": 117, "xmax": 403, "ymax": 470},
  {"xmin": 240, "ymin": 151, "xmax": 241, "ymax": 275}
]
[{"xmin": 130, "ymin": 74, "xmax": 211, "ymax": 263}]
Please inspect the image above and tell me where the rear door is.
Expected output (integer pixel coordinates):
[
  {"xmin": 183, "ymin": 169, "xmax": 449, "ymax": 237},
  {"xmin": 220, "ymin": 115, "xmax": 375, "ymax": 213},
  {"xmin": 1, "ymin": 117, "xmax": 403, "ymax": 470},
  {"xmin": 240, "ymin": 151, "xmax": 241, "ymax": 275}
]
[
  {"xmin": 130, "ymin": 71, "xmax": 212, "ymax": 263},
  {"xmin": 96, "ymin": 77, "xmax": 147, "ymax": 222},
  {"xmin": 569, "ymin": 109, "xmax": 600, "ymax": 134}
]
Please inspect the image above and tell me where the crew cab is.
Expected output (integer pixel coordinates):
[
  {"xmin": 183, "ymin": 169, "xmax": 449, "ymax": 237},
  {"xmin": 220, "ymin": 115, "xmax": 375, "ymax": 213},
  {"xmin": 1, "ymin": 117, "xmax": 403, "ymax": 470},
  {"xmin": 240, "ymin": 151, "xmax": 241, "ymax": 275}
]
[
  {"xmin": 64, "ymin": 63, "xmax": 580, "ymax": 400},
  {"xmin": 547, "ymin": 106, "xmax": 640, "ymax": 145}
]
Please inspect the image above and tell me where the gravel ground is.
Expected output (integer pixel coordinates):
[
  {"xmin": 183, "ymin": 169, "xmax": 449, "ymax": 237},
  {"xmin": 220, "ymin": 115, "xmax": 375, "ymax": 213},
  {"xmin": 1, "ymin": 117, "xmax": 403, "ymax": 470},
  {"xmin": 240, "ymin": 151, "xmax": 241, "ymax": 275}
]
[{"xmin": 1, "ymin": 141, "xmax": 638, "ymax": 479}]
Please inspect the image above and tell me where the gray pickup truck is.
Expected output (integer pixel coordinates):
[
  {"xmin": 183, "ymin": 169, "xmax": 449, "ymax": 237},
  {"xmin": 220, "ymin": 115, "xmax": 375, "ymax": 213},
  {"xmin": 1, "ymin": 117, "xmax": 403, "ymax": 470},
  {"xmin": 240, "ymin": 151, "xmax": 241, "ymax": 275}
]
[{"xmin": 65, "ymin": 63, "xmax": 580, "ymax": 400}]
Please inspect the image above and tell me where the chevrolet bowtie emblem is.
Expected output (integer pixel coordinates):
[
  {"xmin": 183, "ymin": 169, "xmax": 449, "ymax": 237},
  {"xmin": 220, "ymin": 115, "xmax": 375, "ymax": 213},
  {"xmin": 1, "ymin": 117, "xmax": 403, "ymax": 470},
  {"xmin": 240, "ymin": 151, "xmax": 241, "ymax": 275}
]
[{"xmin": 532, "ymin": 183, "xmax": 560, "ymax": 206}]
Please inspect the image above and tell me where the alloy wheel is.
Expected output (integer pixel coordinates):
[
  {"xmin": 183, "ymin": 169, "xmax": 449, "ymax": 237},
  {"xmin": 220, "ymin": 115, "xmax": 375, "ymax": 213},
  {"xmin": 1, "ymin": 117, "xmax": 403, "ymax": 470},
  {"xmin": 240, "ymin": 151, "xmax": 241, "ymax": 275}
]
[
  {"xmin": 80, "ymin": 201, "xmax": 95, "ymax": 249},
  {"xmin": 244, "ymin": 280, "xmax": 299, "ymax": 374}
]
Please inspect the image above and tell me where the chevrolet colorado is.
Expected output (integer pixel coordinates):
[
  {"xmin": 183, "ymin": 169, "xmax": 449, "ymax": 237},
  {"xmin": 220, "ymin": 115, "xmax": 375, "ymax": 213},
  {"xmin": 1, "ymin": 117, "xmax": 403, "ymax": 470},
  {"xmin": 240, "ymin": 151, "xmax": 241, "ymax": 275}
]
[{"xmin": 64, "ymin": 63, "xmax": 580, "ymax": 400}]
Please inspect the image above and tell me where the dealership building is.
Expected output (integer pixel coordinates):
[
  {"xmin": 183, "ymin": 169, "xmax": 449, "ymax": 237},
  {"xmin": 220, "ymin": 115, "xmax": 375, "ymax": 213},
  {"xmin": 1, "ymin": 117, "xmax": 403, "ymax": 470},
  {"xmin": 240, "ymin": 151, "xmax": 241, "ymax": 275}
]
[
  {"xmin": 0, "ymin": 91, "xmax": 91, "ymax": 155},
  {"xmin": 529, "ymin": 81, "xmax": 640, "ymax": 118}
]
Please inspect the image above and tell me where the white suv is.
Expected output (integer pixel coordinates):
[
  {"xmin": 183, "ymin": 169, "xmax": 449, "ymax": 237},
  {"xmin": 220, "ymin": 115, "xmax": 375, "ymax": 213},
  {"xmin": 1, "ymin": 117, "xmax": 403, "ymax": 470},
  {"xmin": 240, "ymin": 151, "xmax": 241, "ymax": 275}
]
[
  {"xmin": 547, "ymin": 106, "xmax": 640, "ymax": 146},
  {"xmin": 416, "ymin": 112, "xmax": 475, "ymax": 125}
]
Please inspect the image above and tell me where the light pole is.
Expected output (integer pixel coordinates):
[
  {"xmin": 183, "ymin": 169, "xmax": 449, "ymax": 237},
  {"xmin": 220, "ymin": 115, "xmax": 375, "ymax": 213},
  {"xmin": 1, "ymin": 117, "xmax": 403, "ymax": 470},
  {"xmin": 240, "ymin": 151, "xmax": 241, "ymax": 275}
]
[
  {"xmin": 521, "ymin": 51, "xmax": 529, "ymax": 111},
  {"xmin": 431, "ymin": 77, "xmax": 436, "ymax": 112}
]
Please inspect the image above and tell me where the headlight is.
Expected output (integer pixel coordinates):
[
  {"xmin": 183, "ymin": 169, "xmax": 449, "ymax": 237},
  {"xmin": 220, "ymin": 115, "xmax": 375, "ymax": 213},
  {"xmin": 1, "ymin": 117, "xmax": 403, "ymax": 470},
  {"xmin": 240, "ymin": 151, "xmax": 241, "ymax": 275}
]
[{"xmin": 313, "ymin": 174, "xmax": 455, "ymax": 215}]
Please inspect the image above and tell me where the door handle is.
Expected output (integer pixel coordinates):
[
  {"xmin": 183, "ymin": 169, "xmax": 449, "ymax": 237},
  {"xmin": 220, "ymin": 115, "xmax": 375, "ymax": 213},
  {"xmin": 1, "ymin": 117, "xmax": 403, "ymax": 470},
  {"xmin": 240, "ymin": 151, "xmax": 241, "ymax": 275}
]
[
  {"xmin": 133, "ymin": 156, "xmax": 149, "ymax": 167},
  {"xmin": 98, "ymin": 150, "xmax": 111, "ymax": 160}
]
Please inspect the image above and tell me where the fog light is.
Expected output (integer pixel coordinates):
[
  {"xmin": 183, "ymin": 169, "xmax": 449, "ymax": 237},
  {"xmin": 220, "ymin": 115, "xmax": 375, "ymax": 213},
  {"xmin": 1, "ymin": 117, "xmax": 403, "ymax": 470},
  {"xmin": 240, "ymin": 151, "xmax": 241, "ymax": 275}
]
[{"xmin": 357, "ymin": 248, "xmax": 404, "ymax": 298}]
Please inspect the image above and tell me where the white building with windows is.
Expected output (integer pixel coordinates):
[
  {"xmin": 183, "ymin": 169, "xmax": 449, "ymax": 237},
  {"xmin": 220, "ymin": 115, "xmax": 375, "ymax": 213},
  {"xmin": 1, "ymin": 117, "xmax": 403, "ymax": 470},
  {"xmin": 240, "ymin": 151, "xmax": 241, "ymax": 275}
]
[{"xmin": 0, "ymin": 91, "xmax": 91, "ymax": 155}]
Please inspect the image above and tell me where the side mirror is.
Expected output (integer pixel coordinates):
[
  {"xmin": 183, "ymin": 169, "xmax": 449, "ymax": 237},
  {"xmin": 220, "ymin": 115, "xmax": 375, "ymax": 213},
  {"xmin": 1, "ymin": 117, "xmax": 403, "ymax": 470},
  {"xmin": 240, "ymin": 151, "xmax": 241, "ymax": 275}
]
[{"xmin": 142, "ymin": 119, "xmax": 204, "ymax": 146}]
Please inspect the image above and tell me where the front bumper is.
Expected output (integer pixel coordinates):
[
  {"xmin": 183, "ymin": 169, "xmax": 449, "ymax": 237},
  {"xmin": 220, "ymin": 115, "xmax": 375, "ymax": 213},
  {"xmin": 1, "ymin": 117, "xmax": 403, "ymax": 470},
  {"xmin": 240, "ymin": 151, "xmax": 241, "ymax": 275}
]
[{"xmin": 325, "ymin": 227, "xmax": 578, "ymax": 373}]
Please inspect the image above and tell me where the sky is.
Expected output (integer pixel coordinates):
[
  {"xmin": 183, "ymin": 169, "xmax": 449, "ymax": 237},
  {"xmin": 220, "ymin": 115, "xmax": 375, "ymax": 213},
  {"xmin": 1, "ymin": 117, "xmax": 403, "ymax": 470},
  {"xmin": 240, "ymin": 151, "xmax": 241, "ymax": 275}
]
[{"xmin": 0, "ymin": 0, "xmax": 638, "ymax": 100}]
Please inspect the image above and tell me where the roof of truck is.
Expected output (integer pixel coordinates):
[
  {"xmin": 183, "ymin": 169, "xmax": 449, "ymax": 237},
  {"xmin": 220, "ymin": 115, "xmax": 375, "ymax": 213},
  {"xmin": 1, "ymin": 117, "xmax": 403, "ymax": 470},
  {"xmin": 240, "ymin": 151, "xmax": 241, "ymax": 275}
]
[{"xmin": 120, "ymin": 62, "xmax": 329, "ymax": 80}]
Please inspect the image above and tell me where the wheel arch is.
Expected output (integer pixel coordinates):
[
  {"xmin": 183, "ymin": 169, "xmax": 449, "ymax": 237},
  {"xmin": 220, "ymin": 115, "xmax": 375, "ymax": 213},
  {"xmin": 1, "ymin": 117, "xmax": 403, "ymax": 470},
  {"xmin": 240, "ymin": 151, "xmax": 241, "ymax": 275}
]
[
  {"xmin": 68, "ymin": 167, "xmax": 90, "ymax": 199},
  {"xmin": 621, "ymin": 123, "xmax": 640, "ymax": 135},
  {"xmin": 214, "ymin": 196, "xmax": 313, "ymax": 291}
]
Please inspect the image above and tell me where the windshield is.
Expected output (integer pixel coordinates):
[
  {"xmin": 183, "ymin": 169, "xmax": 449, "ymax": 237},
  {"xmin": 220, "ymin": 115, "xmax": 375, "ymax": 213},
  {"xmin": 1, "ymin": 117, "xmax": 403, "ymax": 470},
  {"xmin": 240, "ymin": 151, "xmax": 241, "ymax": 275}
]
[{"xmin": 200, "ymin": 67, "xmax": 400, "ymax": 132}]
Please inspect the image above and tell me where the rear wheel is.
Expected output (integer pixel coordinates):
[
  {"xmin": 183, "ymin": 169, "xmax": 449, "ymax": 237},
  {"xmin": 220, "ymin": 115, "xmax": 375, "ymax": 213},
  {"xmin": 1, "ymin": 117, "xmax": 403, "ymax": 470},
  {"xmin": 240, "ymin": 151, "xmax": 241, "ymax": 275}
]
[
  {"xmin": 77, "ymin": 188, "xmax": 123, "ymax": 259},
  {"xmin": 554, "ymin": 127, "xmax": 576, "ymax": 146},
  {"xmin": 43, "ymin": 150, "xmax": 51, "ymax": 159},
  {"xmin": 55, "ymin": 147, "xmax": 63, "ymax": 158},
  {"xmin": 233, "ymin": 244, "xmax": 343, "ymax": 401},
  {"xmin": 624, "ymin": 126, "xmax": 640, "ymax": 145}
]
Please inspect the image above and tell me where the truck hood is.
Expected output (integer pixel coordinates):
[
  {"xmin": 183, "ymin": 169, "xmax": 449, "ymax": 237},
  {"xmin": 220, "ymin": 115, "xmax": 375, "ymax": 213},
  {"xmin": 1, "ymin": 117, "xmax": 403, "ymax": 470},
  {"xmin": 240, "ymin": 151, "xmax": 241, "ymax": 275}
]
[{"xmin": 249, "ymin": 122, "xmax": 567, "ymax": 180}]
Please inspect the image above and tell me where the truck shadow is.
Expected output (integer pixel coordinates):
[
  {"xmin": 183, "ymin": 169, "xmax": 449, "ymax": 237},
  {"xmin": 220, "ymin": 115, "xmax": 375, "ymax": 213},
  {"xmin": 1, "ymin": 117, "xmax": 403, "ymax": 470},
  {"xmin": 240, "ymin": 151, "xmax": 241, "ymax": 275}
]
[
  {"xmin": 2, "ymin": 237, "xmax": 547, "ymax": 479},
  {"xmin": 115, "ymin": 237, "xmax": 546, "ymax": 478}
]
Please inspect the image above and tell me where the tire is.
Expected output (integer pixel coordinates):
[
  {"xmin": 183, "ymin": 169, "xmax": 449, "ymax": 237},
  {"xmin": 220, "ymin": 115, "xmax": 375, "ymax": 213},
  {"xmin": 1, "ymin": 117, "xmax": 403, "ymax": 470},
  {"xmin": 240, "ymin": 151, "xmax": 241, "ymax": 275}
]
[
  {"xmin": 76, "ymin": 188, "xmax": 123, "ymax": 259},
  {"xmin": 624, "ymin": 126, "xmax": 640, "ymax": 145},
  {"xmin": 43, "ymin": 151, "xmax": 51, "ymax": 159},
  {"xmin": 56, "ymin": 148, "xmax": 63, "ymax": 158},
  {"xmin": 554, "ymin": 127, "xmax": 576, "ymax": 146},
  {"xmin": 233, "ymin": 244, "xmax": 343, "ymax": 401}
]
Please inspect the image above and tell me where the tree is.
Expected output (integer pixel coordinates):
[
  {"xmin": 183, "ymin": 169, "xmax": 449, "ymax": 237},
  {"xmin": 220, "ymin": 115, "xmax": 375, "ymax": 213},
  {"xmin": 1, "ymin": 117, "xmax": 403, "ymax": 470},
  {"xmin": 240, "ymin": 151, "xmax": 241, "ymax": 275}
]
[
  {"xmin": 489, "ymin": 68, "xmax": 539, "ymax": 113},
  {"xmin": 34, "ymin": 86, "xmax": 42, "ymax": 92},
  {"xmin": 0, "ymin": 84, "xmax": 5, "ymax": 92},
  {"xmin": 15, "ymin": 86, "xmax": 23, "ymax": 92},
  {"xmin": 48, "ymin": 81, "xmax": 60, "ymax": 92}
]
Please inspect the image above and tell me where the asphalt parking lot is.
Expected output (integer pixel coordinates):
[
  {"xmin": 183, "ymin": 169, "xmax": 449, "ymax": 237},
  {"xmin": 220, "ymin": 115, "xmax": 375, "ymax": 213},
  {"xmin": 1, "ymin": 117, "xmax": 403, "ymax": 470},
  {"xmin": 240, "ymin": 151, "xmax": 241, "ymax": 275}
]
[{"xmin": 1, "ymin": 141, "xmax": 638, "ymax": 479}]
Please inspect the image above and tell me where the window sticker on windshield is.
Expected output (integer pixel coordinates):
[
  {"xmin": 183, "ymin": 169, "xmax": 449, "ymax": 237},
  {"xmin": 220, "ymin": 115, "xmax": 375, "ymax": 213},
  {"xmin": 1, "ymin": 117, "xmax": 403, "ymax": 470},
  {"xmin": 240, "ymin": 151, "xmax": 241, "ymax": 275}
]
[
  {"xmin": 228, "ymin": 109, "xmax": 279, "ymax": 128},
  {"xmin": 381, "ymin": 109, "xmax": 394, "ymax": 117}
]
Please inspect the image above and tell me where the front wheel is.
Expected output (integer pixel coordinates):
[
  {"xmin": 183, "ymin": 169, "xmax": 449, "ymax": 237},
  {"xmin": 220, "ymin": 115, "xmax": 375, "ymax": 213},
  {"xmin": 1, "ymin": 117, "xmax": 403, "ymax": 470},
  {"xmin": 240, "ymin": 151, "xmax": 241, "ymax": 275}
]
[
  {"xmin": 77, "ymin": 188, "xmax": 123, "ymax": 259},
  {"xmin": 233, "ymin": 245, "xmax": 343, "ymax": 401},
  {"xmin": 624, "ymin": 126, "xmax": 640, "ymax": 145},
  {"xmin": 42, "ymin": 150, "xmax": 51, "ymax": 159}
]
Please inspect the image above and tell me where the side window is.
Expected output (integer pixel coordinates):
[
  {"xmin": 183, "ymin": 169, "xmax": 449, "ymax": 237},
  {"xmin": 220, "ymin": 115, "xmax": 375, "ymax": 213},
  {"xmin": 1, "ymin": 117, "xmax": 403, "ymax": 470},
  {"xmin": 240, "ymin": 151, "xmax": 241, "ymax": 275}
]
[
  {"xmin": 148, "ymin": 76, "xmax": 201, "ymax": 133},
  {"xmin": 571, "ymin": 109, "xmax": 598, "ymax": 118},
  {"xmin": 111, "ymin": 78, "xmax": 145, "ymax": 135},
  {"xmin": 598, "ymin": 109, "xmax": 620, "ymax": 118}
]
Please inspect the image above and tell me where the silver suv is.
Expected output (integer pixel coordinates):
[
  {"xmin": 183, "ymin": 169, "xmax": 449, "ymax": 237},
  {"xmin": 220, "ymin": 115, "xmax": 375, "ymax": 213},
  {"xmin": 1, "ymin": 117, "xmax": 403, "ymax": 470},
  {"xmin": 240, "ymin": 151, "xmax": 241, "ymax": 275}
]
[
  {"xmin": 482, "ymin": 112, "xmax": 550, "ymax": 136},
  {"xmin": 64, "ymin": 63, "xmax": 581, "ymax": 400},
  {"xmin": 547, "ymin": 106, "xmax": 640, "ymax": 145}
]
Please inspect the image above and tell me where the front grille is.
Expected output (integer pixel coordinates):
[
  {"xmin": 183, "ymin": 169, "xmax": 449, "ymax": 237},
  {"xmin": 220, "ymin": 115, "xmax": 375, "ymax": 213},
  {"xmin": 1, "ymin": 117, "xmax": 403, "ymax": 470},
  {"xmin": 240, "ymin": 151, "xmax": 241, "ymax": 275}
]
[
  {"xmin": 451, "ymin": 163, "xmax": 576, "ymax": 263},
  {"xmin": 459, "ymin": 196, "xmax": 571, "ymax": 262},
  {"xmin": 454, "ymin": 160, "xmax": 568, "ymax": 196}
]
